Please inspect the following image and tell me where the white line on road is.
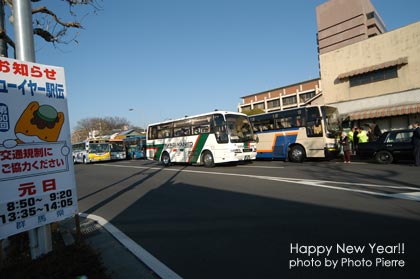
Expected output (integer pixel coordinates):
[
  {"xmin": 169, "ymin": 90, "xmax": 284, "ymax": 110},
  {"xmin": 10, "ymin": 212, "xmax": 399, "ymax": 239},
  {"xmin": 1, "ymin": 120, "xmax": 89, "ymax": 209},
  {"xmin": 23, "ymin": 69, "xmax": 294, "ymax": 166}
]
[
  {"xmin": 79, "ymin": 213, "xmax": 183, "ymax": 279},
  {"xmin": 236, "ymin": 165, "xmax": 285, "ymax": 169},
  {"xmin": 98, "ymin": 164, "xmax": 420, "ymax": 202}
]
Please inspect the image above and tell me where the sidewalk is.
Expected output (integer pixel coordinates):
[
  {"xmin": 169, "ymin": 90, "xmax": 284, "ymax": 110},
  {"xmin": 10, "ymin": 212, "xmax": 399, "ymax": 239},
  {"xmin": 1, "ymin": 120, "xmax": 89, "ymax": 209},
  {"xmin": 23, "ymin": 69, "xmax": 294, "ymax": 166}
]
[{"xmin": 59, "ymin": 214, "xmax": 178, "ymax": 279}]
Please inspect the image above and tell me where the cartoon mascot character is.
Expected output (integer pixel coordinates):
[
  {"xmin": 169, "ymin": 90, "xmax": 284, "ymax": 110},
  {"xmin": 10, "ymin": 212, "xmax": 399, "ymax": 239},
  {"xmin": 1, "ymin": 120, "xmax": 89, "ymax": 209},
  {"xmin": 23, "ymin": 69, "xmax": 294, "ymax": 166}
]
[{"xmin": 2, "ymin": 101, "xmax": 64, "ymax": 148}]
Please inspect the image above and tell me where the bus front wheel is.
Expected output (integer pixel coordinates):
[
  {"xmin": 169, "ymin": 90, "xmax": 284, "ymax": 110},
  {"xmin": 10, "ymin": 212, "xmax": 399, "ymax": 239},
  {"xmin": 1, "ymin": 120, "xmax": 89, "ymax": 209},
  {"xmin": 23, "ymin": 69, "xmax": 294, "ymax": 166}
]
[
  {"xmin": 288, "ymin": 145, "xmax": 305, "ymax": 163},
  {"xmin": 202, "ymin": 151, "xmax": 215, "ymax": 168},
  {"xmin": 161, "ymin": 152, "xmax": 171, "ymax": 167}
]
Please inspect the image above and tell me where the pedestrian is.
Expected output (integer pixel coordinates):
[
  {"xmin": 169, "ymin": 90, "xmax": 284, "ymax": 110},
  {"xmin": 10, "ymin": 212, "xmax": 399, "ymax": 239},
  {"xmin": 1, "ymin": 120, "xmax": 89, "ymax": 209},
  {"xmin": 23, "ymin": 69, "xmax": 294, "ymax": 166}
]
[
  {"xmin": 348, "ymin": 128, "xmax": 354, "ymax": 152},
  {"xmin": 357, "ymin": 128, "xmax": 368, "ymax": 143},
  {"xmin": 367, "ymin": 126, "xmax": 375, "ymax": 142},
  {"xmin": 412, "ymin": 121, "xmax": 420, "ymax": 166},
  {"xmin": 352, "ymin": 127, "xmax": 359, "ymax": 154},
  {"xmin": 372, "ymin": 122, "xmax": 382, "ymax": 140},
  {"xmin": 340, "ymin": 132, "xmax": 351, "ymax": 163}
]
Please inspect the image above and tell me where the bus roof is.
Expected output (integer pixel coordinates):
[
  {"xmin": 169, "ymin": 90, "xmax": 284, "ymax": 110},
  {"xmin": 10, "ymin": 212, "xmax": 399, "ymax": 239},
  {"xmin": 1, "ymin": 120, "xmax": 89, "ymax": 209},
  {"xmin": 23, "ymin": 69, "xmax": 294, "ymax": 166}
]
[
  {"xmin": 147, "ymin": 111, "xmax": 248, "ymax": 127},
  {"xmin": 249, "ymin": 105, "xmax": 337, "ymax": 118}
]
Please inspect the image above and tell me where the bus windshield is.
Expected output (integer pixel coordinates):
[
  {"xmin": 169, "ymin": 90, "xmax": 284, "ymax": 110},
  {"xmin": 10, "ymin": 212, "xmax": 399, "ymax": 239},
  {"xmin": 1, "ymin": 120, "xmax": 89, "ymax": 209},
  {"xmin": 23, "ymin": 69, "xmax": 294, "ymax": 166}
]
[
  {"xmin": 89, "ymin": 143, "xmax": 109, "ymax": 153},
  {"xmin": 226, "ymin": 114, "xmax": 254, "ymax": 143},
  {"xmin": 110, "ymin": 142, "xmax": 124, "ymax": 152},
  {"xmin": 322, "ymin": 106, "xmax": 340, "ymax": 138}
]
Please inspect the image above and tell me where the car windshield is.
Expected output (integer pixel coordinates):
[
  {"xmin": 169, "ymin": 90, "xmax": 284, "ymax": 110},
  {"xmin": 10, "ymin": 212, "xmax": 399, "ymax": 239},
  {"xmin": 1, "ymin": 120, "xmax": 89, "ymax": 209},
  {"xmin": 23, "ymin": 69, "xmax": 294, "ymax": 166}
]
[{"xmin": 226, "ymin": 114, "xmax": 255, "ymax": 143}]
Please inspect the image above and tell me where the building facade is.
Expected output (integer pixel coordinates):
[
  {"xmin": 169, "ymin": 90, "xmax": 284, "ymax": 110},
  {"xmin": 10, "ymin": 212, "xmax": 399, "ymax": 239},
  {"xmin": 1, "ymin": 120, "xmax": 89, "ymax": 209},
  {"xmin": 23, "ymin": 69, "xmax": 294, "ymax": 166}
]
[
  {"xmin": 316, "ymin": 0, "xmax": 386, "ymax": 55},
  {"xmin": 320, "ymin": 21, "xmax": 420, "ymax": 130},
  {"xmin": 238, "ymin": 0, "xmax": 419, "ymax": 132},
  {"xmin": 238, "ymin": 79, "xmax": 323, "ymax": 113}
]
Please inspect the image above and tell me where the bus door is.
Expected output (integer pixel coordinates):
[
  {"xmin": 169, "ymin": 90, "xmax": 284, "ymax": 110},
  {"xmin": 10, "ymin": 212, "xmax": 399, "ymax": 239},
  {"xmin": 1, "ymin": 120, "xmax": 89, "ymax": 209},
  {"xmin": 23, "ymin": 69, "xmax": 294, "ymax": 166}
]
[{"xmin": 273, "ymin": 134, "xmax": 287, "ymax": 158}]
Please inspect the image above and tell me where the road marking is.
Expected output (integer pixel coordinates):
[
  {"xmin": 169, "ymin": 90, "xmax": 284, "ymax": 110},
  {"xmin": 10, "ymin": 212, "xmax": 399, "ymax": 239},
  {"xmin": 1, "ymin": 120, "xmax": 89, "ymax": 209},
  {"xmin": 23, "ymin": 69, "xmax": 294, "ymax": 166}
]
[
  {"xmin": 237, "ymin": 165, "xmax": 285, "ymax": 169},
  {"xmin": 388, "ymin": 192, "xmax": 420, "ymax": 202},
  {"xmin": 80, "ymin": 213, "xmax": 183, "ymax": 279},
  {"xmin": 98, "ymin": 164, "xmax": 419, "ymax": 202}
]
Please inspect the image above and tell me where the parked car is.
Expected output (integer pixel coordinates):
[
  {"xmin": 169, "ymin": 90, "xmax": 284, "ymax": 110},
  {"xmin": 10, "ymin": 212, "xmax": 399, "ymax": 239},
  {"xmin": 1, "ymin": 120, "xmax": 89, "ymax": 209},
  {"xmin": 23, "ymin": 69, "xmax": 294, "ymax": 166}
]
[{"xmin": 357, "ymin": 129, "xmax": 414, "ymax": 164}]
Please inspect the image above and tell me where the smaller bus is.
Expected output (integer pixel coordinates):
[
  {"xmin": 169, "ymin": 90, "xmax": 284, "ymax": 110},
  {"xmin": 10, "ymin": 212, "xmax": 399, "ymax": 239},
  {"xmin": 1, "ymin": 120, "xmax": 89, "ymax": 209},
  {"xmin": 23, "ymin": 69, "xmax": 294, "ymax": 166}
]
[
  {"xmin": 110, "ymin": 139, "xmax": 126, "ymax": 160},
  {"xmin": 123, "ymin": 135, "xmax": 147, "ymax": 159},
  {"xmin": 249, "ymin": 105, "xmax": 340, "ymax": 162},
  {"xmin": 147, "ymin": 111, "xmax": 257, "ymax": 167},
  {"xmin": 72, "ymin": 139, "xmax": 111, "ymax": 164}
]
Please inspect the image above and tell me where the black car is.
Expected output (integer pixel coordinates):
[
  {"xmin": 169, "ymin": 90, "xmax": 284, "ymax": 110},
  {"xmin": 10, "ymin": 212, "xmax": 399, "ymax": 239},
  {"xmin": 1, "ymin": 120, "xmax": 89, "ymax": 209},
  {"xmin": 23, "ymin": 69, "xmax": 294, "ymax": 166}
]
[{"xmin": 357, "ymin": 129, "xmax": 414, "ymax": 164}]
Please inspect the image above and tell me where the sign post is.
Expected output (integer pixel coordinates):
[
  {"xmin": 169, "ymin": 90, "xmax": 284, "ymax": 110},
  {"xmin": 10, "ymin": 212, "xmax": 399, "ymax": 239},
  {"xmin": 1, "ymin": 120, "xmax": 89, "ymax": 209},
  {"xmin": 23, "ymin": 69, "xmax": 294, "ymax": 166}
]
[{"xmin": 0, "ymin": 0, "xmax": 78, "ymax": 259}]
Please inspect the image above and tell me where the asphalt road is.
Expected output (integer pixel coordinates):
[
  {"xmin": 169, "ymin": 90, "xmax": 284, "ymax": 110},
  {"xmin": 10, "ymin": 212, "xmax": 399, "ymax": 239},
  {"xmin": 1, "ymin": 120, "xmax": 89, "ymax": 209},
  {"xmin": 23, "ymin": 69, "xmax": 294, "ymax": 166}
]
[{"xmin": 75, "ymin": 159, "xmax": 420, "ymax": 279}]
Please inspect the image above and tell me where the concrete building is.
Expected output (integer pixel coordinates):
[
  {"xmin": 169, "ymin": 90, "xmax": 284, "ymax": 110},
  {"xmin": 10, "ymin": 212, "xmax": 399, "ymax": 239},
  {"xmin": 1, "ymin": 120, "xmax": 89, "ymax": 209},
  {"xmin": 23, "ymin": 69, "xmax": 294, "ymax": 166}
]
[
  {"xmin": 320, "ymin": 21, "xmax": 420, "ymax": 130},
  {"xmin": 238, "ymin": 0, "xmax": 419, "ymax": 131},
  {"xmin": 316, "ymin": 0, "xmax": 386, "ymax": 55},
  {"xmin": 238, "ymin": 79, "xmax": 323, "ymax": 113}
]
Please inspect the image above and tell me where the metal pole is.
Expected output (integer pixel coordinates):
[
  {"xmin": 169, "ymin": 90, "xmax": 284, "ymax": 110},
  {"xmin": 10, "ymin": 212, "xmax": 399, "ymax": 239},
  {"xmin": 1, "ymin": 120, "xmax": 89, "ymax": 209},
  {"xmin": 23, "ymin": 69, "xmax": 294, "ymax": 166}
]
[
  {"xmin": 0, "ymin": 0, "xmax": 8, "ymax": 57},
  {"xmin": 13, "ymin": 0, "xmax": 35, "ymax": 62},
  {"xmin": 12, "ymin": 0, "xmax": 52, "ymax": 259}
]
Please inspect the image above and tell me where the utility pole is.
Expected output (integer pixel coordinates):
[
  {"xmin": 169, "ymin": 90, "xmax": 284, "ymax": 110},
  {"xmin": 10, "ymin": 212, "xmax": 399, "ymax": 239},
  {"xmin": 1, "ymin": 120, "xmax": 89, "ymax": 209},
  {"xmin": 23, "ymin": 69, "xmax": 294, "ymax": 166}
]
[
  {"xmin": 0, "ymin": 0, "xmax": 8, "ymax": 57},
  {"xmin": 12, "ymin": 0, "xmax": 52, "ymax": 259}
]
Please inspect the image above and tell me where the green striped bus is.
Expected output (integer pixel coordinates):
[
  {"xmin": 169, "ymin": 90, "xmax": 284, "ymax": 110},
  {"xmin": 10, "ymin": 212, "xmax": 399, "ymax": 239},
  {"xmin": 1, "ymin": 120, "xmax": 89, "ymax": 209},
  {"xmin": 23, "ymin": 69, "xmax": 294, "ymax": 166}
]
[{"xmin": 146, "ymin": 111, "xmax": 257, "ymax": 167}]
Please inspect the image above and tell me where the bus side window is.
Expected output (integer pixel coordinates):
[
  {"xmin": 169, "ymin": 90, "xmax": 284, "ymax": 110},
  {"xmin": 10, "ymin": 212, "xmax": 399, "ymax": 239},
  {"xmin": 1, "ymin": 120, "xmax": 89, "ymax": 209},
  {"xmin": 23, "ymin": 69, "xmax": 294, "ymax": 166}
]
[{"xmin": 306, "ymin": 107, "xmax": 323, "ymax": 137}]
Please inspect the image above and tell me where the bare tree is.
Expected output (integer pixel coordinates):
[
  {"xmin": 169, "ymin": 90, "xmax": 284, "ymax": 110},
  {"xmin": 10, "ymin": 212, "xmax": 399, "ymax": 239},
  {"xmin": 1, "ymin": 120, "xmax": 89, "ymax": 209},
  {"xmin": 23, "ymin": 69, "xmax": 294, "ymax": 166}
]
[
  {"xmin": 0, "ymin": 0, "xmax": 102, "ymax": 56},
  {"xmin": 72, "ymin": 116, "xmax": 132, "ymax": 141}
]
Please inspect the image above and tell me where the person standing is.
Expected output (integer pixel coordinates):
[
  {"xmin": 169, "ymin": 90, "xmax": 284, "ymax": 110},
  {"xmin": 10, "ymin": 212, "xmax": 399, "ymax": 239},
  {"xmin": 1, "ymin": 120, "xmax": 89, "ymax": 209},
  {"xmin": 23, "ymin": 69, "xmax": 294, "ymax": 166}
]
[
  {"xmin": 340, "ymin": 132, "xmax": 351, "ymax": 163},
  {"xmin": 348, "ymin": 128, "xmax": 354, "ymax": 153},
  {"xmin": 357, "ymin": 128, "xmax": 368, "ymax": 143},
  {"xmin": 412, "ymin": 121, "xmax": 420, "ymax": 166},
  {"xmin": 352, "ymin": 127, "xmax": 359, "ymax": 154}
]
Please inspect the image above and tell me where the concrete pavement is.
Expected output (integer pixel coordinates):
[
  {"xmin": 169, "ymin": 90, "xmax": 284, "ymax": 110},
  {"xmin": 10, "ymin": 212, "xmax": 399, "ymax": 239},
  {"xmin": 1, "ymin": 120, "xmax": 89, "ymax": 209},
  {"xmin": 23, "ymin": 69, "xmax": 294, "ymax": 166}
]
[{"xmin": 59, "ymin": 213, "xmax": 182, "ymax": 279}]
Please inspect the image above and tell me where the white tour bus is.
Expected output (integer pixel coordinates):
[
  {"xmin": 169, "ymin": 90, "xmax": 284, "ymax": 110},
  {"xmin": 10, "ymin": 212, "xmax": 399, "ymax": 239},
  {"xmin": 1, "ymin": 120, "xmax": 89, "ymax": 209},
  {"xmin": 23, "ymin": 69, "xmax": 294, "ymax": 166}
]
[
  {"xmin": 248, "ymin": 105, "xmax": 340, "ymax": 162},
  {"xmin": 146, "ymin": 111, "xmax": 257, "ymax": 167}
]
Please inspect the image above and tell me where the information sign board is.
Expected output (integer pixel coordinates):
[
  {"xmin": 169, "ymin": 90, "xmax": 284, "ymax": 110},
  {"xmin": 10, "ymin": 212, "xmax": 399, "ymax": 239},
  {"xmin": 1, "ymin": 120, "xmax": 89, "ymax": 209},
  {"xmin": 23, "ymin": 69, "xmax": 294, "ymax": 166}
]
[{"xmin": 0, "ymin": 57, "xmax": 78, "ymax": 239}]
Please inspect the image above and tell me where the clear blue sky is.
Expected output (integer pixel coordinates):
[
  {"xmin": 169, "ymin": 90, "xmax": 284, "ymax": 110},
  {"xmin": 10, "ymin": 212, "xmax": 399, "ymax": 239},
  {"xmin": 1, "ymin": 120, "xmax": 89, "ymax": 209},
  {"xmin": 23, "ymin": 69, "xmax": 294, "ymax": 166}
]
[{"xmin": 19, "ymin": 0, "xmax": 420, "ymax": 130}]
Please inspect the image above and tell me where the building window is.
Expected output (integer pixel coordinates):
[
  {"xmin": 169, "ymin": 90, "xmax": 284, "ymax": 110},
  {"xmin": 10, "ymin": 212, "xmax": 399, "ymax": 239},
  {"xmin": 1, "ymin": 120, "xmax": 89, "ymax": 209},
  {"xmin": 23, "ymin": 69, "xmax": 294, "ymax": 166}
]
[
  {"xmin": 366, "ymin": 12, "xmax": 375, "ymax": 20},
  {"xmin": 349, "ymin": 66, "xmax": 398, "ymax": 87},
  {"xmin": 241, "ymin": 105, "xmax": 251, "ymax": 111},
  {"xmin": 283, "ymin": 96, "xmax": 297, "ymax": 106},
  {"xmin": 267, "ymin": 99, "xmax": 280, "ymax": 109},
  {"xmin": 253, "ymin": 103, "xmax": 265, "ymax": 110},
  {"xmin": 299, "ymin": 91, "xmax": 316, "ymax": 103}
]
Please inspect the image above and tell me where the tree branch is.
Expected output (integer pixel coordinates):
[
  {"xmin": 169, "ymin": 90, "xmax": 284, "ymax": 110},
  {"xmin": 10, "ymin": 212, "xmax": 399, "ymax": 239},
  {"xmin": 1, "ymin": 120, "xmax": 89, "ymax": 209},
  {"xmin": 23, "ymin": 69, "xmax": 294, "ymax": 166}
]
[{"xmin": 32, "ymin": 6, "xmax": 82, "ymax": 29}]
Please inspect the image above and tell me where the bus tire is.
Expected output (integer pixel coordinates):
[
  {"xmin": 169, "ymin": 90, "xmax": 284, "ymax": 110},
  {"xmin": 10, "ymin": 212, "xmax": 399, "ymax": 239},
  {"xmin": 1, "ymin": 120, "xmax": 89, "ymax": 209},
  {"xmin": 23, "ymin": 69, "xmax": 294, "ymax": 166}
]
[
  {"xmin": 288, "ymin": 145, "xmax": 305, "ymax": 163},
  {"xmin": 83, "ymin": 156, "xmax": 88, "ymax": 164},
  {"xmin": 202, "ymin": 151, "xmax": 215, "ymax": 168},
  {"xmin": 161, "ymin": 152, "xmax": 171, "ymax": 167}
]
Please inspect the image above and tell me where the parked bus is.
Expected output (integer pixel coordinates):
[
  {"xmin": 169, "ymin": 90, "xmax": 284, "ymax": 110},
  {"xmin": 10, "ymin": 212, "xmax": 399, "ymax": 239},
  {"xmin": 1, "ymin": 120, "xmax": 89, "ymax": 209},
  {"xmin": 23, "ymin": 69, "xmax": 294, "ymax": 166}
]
[
  {"xmin": 72, "ymin": 138, "xmax": 111, "ymax": 164},
  {"xmin": 109, "ymin": 139, "xmax": 126, "ymax": 160},
  {"xmin": 146, "ymin": 111, "xmax": 257, "ymax": 167},
  {"xmin": 123, "ymin": 135, "xmax": 147, "ymax": 159},
  {"xmin": 248, "ymin": 105, "xmax": 340, "ymax": 162}
]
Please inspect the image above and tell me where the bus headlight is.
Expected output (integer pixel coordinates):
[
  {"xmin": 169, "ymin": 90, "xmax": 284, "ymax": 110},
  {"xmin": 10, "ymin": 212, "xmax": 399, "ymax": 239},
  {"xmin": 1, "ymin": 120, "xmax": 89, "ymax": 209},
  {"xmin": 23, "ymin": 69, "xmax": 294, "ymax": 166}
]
[{"xmin": 325, "ymin": 143, "xmax": 338, "ymax": 150}]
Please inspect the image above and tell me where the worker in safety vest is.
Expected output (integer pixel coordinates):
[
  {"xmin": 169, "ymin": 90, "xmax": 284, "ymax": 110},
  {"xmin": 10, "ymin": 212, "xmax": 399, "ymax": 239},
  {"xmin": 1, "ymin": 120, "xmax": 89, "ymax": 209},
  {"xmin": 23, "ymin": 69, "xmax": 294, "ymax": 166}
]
[
  {"xmin": 348, "ymin": 128, "xmax": 354, "ymax": 154},
  {"xmin": 357, "ymin": 128, "xmax": 369, "ymax": 143}
]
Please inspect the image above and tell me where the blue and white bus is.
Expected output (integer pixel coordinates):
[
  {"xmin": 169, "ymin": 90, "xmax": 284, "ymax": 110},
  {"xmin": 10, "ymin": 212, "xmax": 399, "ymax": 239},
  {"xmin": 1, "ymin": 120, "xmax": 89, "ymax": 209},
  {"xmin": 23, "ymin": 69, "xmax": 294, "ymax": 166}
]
[
  {"xmin": 123, "ymin": 135, "xmax": 146, "ymax": 159},
  {"xmin": 110, "ymin": 139, "xmax": 126, "ymax": 160},
  {"xmin": 248, "ymin": 105, "xmax": 340, "ymax": 162}
]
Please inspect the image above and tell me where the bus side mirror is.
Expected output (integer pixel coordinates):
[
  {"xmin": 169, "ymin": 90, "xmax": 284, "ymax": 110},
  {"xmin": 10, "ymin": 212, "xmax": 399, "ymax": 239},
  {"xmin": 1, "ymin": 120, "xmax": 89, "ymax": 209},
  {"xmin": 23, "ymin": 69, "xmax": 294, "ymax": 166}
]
[{"xmin": 254, "ymin": 134, "xmax": 259, "ymax": 143}]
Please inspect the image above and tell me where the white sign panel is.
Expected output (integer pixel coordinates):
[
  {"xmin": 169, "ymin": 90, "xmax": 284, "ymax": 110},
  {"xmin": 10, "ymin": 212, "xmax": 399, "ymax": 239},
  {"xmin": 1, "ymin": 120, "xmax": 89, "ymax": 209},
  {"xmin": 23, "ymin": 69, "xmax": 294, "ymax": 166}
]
[{"xmin": 0, "ymin": 57, "xmax": 78, "ymax": 239}]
